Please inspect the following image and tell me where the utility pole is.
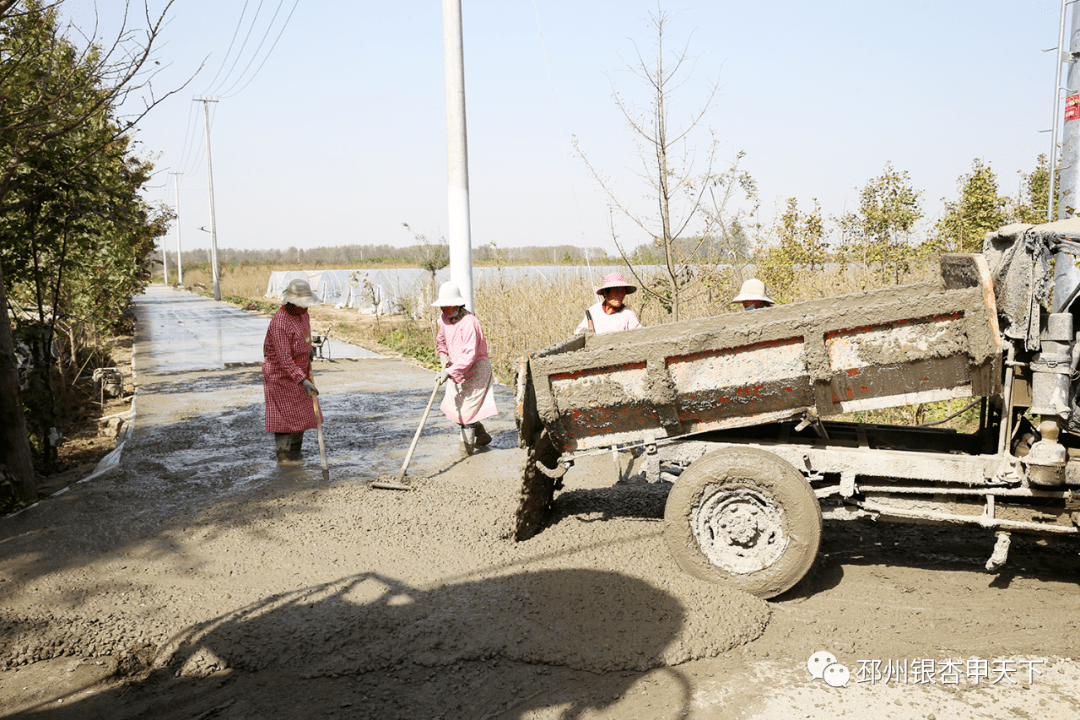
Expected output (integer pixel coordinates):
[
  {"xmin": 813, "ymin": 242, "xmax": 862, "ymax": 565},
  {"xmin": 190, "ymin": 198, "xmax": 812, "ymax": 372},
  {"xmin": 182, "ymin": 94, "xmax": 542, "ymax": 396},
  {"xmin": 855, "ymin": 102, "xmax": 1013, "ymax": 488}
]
[
  {"xmin": 1048, "ymin": 0, "xmax": 1070, "ymax": 221},
  {"xmin": 1055, "ymin": 3, "xmax": 1080, "ymax": 312},
  {"xmin": 161, "ymin": 226, "xmax": 169, "ymax": 284},
  {"xmin": 1058, "ymin": 3, "xmax": 1080, "ymax": 221},
  {"xmin": 195, "ymin": 96, "xmax": 221, "ymax": 301},
  {"xmin": 170, "ymin": 171, "xmax": 184, "ymax": 287},
  {"xmin": 443, "ymin": 0, "xmax": 474, "ymax": 310}
]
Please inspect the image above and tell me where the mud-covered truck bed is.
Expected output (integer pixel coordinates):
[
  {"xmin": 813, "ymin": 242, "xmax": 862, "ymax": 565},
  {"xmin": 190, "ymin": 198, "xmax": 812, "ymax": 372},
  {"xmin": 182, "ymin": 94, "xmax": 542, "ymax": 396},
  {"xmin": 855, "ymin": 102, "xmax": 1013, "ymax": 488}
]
[
  {"xmin": 514, "ymin": 241, "xmax": 1080, "ymax": 598},
  {"xmin": 517, "ymin": 255, "xmax": 1000, "ymax": 454}
]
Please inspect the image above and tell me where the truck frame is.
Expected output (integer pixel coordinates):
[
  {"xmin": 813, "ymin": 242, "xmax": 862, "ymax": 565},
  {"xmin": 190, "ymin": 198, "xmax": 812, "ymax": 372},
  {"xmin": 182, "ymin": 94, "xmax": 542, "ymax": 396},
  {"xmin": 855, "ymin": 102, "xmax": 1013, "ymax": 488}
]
[{"xmin": 513, "ymin": 222, "xmax": 1080, "ymax": 598}]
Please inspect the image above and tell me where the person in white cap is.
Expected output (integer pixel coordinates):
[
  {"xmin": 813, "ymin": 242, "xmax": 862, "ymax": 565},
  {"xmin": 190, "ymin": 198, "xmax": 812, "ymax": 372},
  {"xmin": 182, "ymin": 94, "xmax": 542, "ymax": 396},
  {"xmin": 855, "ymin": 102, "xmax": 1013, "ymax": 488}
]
[
  {"xmin": 575, "ymin": 272, "xmax": 643, "ymax": 334},
  {"xmin": 263, "ymin": 278, "xmax": 321, "ymax": 462},
  {"xmin": 432, "ymin": 281, "xmax": 497, "ymax": 457},
  {"xmin": 731, "ymin": 278, "xmax": 775, "ymax": 311}
]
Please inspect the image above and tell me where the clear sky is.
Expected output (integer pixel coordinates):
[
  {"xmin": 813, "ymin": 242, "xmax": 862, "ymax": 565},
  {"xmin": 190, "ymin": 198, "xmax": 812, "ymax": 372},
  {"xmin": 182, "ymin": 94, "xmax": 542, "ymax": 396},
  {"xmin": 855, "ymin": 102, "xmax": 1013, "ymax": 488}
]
[{"xmin": 66, "ymin": 1, "xmax": 1063, "ymax": 258}]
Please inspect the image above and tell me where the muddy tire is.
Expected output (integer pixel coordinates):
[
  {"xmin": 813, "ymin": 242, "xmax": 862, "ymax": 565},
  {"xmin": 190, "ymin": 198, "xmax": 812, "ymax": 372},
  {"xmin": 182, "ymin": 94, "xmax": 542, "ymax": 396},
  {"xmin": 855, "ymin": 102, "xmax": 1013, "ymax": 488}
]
[
  {"xmin": 663, "ymin": 446, "xmax": 821, "ymax": 599},
  {"xmin": 513, "ymin": 432, "xmax": 561, "ymax": 541}
]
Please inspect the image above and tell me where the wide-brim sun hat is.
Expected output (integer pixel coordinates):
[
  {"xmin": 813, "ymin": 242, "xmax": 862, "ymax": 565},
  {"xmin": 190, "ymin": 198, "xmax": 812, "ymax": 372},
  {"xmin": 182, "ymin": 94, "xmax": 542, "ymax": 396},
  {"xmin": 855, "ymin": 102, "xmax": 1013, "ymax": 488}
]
[
  {"xmin": 731, "ymin": 278, "xmax": 774, "ymax": 305},
  {"xmin": 595, "ymin": 272, "xmax": 637, "ymax": 296},
  {"xmin": 282, "ymin": 278, "xmax": 320, "ymax": 307},
  {"xmin": 432, "ymin": 281, "xmax": 467, "ymax": 307}
]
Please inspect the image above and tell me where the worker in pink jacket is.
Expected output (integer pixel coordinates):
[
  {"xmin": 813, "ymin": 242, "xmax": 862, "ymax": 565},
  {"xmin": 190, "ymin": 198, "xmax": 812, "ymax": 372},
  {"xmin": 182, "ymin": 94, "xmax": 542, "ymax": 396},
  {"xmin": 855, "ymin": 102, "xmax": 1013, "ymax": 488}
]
[{"xmin": 433, "ymin": 281, "xmax": 497, "ymax": 457}]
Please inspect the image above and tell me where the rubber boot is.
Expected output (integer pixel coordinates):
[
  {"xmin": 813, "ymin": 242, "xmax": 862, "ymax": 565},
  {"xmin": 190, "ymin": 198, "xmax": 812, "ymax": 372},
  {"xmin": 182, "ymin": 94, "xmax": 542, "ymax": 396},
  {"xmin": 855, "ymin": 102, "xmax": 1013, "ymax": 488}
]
[
  {"xmin": 275, "ymin": 433, "xmax": 292, "ymax": 463},
  {"xmin": 288, "ymin": 432, "xmax": 304, "ymax": 462},
  {"xmin": 473, "ymin": 422, "xmax": 492, "ymax": 447},
  {"xmin": 459, "ymin": 424, "xmax": 476, "ymax": 458}
]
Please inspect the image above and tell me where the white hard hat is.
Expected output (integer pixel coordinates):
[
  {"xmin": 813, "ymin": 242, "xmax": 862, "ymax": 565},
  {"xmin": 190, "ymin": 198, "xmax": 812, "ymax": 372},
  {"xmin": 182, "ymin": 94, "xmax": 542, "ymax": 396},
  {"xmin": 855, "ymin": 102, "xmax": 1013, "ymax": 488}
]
[
  {"xmin": 282, "ymin": 279, "xmax": 320, "ymax": 307},
  {"xmin": 431, "ymin": 281, "xmax": 467, "ymax": 307},
  {"xmin": 731, "ymin": 278, "xmax": 774, "ymax": 305}
]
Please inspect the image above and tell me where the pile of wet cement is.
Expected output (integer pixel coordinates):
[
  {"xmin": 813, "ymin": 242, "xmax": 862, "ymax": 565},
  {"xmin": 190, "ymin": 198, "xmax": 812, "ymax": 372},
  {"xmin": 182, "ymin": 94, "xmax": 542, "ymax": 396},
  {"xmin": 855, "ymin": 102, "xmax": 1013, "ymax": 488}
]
[
  {"xmin": 146, "ymin": 466, "xmax": 771, "ymax": 677},
  {"xmin": 0, "ymin": 373, "xmax": 771, "ymax": 677}
]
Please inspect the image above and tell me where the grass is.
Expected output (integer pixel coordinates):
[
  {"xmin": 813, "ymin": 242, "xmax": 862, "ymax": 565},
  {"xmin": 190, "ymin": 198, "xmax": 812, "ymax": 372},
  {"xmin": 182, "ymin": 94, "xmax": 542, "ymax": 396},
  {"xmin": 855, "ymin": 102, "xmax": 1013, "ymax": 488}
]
[{"xmin": 380, "ymin": 327, "xmax": 440, "ymax": 370}]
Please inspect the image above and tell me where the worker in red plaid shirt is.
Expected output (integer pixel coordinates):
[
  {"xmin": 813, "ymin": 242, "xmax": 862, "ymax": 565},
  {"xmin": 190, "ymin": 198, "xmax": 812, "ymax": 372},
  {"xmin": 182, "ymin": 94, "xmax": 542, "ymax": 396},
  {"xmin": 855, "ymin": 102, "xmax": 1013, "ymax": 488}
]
[{"xmin": 263, "ymin": 279, "xmax": 321, "ymax": 462}]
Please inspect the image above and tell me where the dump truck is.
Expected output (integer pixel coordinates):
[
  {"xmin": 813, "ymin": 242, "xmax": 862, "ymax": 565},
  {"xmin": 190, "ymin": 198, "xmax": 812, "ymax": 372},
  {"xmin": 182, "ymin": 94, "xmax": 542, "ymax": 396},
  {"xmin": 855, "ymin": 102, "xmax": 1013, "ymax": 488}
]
[{"xmin": 513, "ymin": 220, "xmax": 1080, "ymax": 598}]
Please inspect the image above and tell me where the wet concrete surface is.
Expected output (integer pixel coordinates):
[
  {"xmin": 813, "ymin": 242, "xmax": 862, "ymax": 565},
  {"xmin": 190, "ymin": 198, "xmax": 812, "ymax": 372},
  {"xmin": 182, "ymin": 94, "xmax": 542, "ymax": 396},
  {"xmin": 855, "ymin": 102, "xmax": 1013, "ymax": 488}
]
[
  {"xmin": 129, "ymin": 286, "xmax": 520, "ymax": 495},
  {"xmin": 2, "ymin": 288, "xmax": 1079, "ymax": 719},
  {"xmin": 135, "ymin": 286, "xmax": 379, "ymax": 372}
]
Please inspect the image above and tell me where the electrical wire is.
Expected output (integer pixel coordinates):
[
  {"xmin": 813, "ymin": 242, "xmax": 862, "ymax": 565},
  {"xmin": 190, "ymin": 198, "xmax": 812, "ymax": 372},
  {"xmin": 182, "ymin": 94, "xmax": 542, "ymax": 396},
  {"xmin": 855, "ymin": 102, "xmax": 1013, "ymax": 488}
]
[
  {"xmin": 172, "ymin": 1, "xmax": 300, "ymax": 219},
  {"xmin": 208, "ymin": 0, "xmax": 266, "ymax": 97},
  {"xmin": 202, "ymin": 0, "xmax": 251, "ymax": 95},
  {"xmin": 221, "ymin": 0, "xmax": 300, "ymax": 99},
  {"xmin": 173, "ymin": 99, "xmax": 198, "ymax": 176},
  {"xmin": 918, "ymin": 398, "xmax": 982, "ymax": 427},
  {"xmin": 182, "ymin": 101, "xmax": 219, "ymax": 177}
]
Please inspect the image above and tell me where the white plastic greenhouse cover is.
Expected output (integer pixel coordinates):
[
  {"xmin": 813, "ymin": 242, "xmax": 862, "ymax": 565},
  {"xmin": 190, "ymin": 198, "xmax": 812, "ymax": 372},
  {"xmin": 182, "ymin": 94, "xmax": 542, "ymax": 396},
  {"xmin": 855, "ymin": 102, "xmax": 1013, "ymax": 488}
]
[{"xmin": 264, "ymin": 266, "xmax": 680, "ymax": 315}]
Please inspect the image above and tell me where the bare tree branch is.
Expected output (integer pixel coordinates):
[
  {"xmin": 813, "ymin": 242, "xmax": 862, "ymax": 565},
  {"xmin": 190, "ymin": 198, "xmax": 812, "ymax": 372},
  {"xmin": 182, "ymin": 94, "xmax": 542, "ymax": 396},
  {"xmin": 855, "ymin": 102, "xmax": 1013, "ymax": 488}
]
[
  {"xmin": 0, "ymin": 0, "xmax": 193, "ymax": 215},
  {"xmin": 576, "ymin": 4, "xmax": 754, "ymax": 321}
]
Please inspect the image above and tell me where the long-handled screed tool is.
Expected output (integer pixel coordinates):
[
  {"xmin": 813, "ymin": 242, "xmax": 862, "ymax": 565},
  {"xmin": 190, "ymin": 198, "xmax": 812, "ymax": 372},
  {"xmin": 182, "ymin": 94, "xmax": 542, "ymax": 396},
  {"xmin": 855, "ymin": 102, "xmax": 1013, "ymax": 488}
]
[
  {"xmin": 311, "ymin": 382, "xmax": 329, "ymax": 482},
  {"xmin": 371, "ymin": 376, "xmax": 443, "ymax": 491}
]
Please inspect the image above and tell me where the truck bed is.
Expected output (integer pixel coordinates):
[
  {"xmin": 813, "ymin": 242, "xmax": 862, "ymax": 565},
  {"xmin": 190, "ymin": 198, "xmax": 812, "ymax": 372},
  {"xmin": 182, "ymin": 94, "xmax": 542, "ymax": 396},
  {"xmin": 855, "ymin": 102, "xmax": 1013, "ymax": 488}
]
[{"xmin": 516, "ymin": 255, "xmax": 1002, "ymax": 454}]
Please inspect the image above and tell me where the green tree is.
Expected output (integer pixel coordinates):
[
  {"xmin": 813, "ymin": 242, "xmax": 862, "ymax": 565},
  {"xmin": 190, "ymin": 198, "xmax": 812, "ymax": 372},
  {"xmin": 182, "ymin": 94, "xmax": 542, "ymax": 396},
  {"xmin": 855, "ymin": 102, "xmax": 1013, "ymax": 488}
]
[
  {"xmin": 0, "ymin": 0, "xmax": 176, "ymax": 500},
  {"xmin": 575, "ymin": 7, "xmax": 757, "ymax": 321},
  {"xmin": 1009, "ymin": 153, "xmax": 1054, "ymax": 224},
  {"xmin": 402, "ymin": 222, "xmax": 448, "ymax": 279},
  {"xmin": 931, "ymin": 159, "xmax": 1007, "ymax": 255},
  {"xmin": 756, "ymin": 198, "xmax": 826, "ymax": 303},
  {"xmin": 841, "ymin": 163, "xmax": 923, "ymax": 284}
]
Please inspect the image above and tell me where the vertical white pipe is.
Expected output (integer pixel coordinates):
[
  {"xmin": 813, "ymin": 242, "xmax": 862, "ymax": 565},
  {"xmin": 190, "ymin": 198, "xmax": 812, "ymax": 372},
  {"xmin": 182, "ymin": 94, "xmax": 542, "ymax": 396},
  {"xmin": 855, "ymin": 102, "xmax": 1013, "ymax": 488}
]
[{"xmin": 443, "ymin": 0, "xmax": 474, "ymax": 310}]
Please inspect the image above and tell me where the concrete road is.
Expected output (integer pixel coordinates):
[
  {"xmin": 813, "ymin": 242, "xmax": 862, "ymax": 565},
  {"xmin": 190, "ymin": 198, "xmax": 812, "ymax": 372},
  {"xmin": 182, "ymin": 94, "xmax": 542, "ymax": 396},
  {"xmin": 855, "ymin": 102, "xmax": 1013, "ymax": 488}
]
[
  {"xmin": 134, "ymin": 285, "xmax": 379, "ymax": 372},
  {"xmin": 126, "ymin": 284, "xmax": 518, "ymax": 490}
]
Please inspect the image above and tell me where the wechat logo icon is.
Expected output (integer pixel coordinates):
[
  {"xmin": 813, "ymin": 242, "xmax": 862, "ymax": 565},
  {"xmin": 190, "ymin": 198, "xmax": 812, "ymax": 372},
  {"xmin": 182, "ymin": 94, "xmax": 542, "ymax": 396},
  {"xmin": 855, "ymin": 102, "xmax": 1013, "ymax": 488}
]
[{"xmin": 807, "ymin": 650, "xmax": 850, "ymax": 688}]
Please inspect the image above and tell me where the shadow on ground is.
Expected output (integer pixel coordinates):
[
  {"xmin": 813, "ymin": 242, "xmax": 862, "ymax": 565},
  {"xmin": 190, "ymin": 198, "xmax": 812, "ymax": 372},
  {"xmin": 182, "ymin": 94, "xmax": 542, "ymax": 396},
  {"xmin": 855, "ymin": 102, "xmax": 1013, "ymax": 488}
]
[{"xmin": 10, "ymin": 569, "xmax": 692, "ymax": 720}]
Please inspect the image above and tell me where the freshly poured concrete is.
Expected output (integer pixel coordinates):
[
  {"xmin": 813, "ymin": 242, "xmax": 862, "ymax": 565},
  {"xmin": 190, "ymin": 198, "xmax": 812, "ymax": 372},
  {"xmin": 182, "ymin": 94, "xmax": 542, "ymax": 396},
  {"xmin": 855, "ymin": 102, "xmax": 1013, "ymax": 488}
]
[
  {"xmin": 135, "ymin": 286, "xmax": 379, "ymax": 371},
  {"xmin": 1, "ymin": 286, "xmax": 1077, "ymax": 719}
]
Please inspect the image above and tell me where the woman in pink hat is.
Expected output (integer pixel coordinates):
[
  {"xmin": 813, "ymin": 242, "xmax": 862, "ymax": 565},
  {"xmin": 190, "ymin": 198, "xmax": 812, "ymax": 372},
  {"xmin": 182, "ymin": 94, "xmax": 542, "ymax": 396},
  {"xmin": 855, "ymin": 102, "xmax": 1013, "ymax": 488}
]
[{"xmin": 576, "ymin": 272, "xmax": 643, "ymax": 334}]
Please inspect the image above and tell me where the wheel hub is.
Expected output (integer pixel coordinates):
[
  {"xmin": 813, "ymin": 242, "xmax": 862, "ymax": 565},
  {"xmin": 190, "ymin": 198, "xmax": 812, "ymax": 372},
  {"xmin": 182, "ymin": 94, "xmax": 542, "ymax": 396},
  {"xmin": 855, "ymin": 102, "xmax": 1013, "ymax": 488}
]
[{"xmin": 692, "ymin": 483, "xmax": 788, "ymax": 575}]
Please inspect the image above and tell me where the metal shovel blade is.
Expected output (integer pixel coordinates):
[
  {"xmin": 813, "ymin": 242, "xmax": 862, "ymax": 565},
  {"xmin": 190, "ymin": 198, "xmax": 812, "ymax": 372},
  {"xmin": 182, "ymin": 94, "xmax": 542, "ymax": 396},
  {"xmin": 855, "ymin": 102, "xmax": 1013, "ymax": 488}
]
[{"xmin": 370, "ymin": 476, "xmax": 412, "ymax": 491}]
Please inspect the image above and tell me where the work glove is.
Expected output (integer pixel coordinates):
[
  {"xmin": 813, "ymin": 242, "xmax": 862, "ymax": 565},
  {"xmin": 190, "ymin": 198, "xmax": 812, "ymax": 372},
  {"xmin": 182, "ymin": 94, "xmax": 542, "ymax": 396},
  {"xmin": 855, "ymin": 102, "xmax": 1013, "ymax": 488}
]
[
  {"xmin": 438, "ymin": 368, "xmax": 451, "ymax": 386},
  {"xmin": 301, "ymin": 379, "xmax": 319, "ymax": 396},
  {"xmin": 438, "ymin": 353, "xmax": 449, "ymax": 368}
]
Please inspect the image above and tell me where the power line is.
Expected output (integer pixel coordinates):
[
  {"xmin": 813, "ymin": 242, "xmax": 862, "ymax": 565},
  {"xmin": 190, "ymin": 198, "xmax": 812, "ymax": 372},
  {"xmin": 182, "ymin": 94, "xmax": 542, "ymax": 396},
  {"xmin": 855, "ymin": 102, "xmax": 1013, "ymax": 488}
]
[
  {"xmin": 208, "ymin": 0, "xmax": 266, "ymax": 96},
  {"xmin": 181, "ymin": 102, "xmax": 216, "ymax": 177},
  {"xmin": 202, "ymin": 0, "xmax": 252, "ymax": 94},
  {"xmin": 219, "ymin": 0, "xmax": 288, "ymax": 96},
  {"xmin": 175, "ymin": 101, "xmax": 201, "ymax": 176},
  {"xmin": 173, "ymin": 2, "xmax": 301, "ymax": 209},
  {"xmin": 222, "ymin": 0, "xmax": 301, "ymax": 98}
]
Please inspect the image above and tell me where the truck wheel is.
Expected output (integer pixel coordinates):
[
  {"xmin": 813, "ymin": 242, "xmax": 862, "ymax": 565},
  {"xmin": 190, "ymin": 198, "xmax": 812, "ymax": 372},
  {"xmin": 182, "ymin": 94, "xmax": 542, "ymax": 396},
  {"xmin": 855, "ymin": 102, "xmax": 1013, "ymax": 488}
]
[
  {"xmin": 514, "ymin": 432, "xmax": 560, "ymax": 541},
  {"xmin": 663, "ymin": 447, "xmax": 821, "ymax": 599}
]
